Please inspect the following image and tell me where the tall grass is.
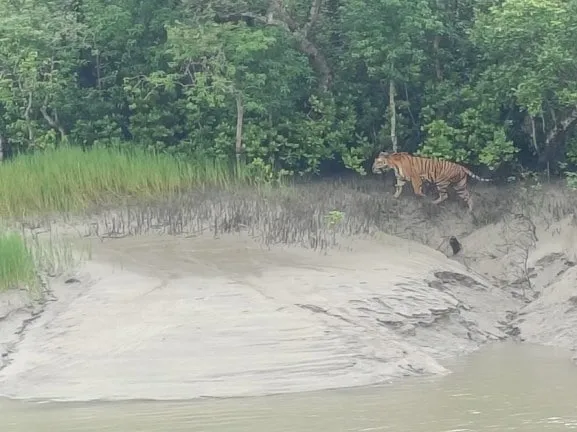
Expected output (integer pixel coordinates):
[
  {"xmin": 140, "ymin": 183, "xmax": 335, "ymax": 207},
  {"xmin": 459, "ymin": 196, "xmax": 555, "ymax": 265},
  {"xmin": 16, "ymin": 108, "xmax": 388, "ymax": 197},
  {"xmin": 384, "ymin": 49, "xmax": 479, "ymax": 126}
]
[
  {"xmin": 0, "ymin": 228, "xmax": 80, "ymax": 294},
  {"xmin": 0, "ymin": 231, "xmax": 37, "ymax": 292},
  {"xmin": 0, "ymin": 146, "xmax": 246, "ymax": 218}
]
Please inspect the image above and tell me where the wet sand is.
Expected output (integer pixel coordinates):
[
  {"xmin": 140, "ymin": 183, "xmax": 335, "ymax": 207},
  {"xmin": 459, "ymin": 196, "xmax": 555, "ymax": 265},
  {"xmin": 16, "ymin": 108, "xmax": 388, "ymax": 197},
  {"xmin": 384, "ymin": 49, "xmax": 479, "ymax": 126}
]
[
  {"xmin": 0, "ymin": 232, "xmax": 514, "ymax": 401},
  {"xmin": 0, "ymin": 203, "xmax": 576, "ymax": 402}
]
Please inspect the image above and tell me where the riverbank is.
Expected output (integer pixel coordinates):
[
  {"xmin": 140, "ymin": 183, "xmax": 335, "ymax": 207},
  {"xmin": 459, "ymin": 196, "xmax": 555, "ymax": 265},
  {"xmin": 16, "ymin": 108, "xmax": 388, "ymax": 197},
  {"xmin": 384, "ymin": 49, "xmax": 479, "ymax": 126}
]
[
  {"xmin": 0, "ymin": 230, "xmax": 513, "ymax": 401},
  {"xmin": 0, "ymin": 173, "xmax": 576, "ymax": 401}
]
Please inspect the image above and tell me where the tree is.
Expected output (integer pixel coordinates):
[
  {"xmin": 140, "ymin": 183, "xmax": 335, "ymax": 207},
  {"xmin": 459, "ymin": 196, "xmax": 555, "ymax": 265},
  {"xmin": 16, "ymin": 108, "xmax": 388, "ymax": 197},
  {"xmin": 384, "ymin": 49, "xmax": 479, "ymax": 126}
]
[
  {"xmin": 0, "ymin": 0, "xmax": 576, "ymax": 176},
  {"xmin": 0, "ymin": 0, "xmax": 84, "ymax": 150},
  {"xmin": 471, "ymin": 0, "xmax": 577, "ymax": 169}
]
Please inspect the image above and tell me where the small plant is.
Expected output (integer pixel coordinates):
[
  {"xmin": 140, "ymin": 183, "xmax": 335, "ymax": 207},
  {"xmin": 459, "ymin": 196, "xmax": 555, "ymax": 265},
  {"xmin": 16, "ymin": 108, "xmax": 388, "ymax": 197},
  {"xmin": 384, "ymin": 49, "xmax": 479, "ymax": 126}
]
[
  {"xmin": 323, "ymin": 209, "xmax": 345, "ymax": 247},
  {"xmin": 324, "ymin": 210, "xmax": 345, "ymax": 228},
  {"xmin": 566, "ymin": 172, "xmax": 577, "ymax": 190},
  {"xmin": 341, "ymin": 136, "xmax": 373, "ymax": 176},
  {"xmin": 558, "ymin": 162, "xmax": 577, "ymax": 190},
  {"xmin": 245, "ymin": 157, "xmax": 291, "ymax": 186},
  {"xmin": 0, "ymin": 224, "xmax": 84, "ymax": 295},
  {"xmin": 519, "ymin": 170, "xmax": 542, "ymax": 190}
]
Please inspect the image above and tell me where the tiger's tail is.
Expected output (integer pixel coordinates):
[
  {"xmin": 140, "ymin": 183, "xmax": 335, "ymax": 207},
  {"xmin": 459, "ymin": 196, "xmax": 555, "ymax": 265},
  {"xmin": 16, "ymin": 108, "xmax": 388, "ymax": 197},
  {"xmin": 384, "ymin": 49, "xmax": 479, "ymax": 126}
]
[{"xmin": 463, "ymin": 167, "xmax": 492, "ymax": 182}]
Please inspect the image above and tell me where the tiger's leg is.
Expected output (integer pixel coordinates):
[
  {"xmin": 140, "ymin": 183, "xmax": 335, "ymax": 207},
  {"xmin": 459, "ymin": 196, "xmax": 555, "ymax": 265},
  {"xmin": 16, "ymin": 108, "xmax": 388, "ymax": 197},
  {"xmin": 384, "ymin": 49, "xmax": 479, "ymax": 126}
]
[
  {"xmin": 431, "ymin": 181, "xmax": 449, "ymax": 205},
  {"xmin": 392, "ymin": 168, "xmax": 406, "ymax": 198},
  {"xmin": 410, "ymin": 177, "xmax": 425, "ymax": 197},
  {"xmin": 454, "ymin": 177, "xmax": 473, "ymax": 211},
  {"xmin": 393, "ymin": 178, "xmax": 406, "ymax": 198}
]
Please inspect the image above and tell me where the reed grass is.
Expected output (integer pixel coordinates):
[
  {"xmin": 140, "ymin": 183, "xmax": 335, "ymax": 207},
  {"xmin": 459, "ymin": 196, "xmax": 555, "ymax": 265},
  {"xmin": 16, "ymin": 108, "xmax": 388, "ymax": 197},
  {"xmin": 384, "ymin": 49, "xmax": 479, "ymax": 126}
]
[
  {"xmin": 0, "ymin": 146, "xmax": 246, "ymax": 218},
  {"xmin": 0, "ymin": 231, "xmax": 37, "ymax": 292},
  {"xmin": 0, "ymin": 226, "xmax": 88, "ymax": 294}
]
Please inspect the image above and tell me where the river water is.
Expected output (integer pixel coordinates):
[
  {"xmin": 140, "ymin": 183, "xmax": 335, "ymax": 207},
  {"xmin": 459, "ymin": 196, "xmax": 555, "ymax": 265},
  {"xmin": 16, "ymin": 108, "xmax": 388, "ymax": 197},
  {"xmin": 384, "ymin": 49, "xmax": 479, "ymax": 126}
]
[{"xmin": 2, "ymin": 342, "xmax": 577, "ymax": 431}]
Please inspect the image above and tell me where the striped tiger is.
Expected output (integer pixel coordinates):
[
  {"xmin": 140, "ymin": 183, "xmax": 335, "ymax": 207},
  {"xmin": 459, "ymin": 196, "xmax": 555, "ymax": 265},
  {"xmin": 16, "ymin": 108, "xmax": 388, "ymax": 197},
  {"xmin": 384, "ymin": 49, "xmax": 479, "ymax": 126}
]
[{"xmin": 371, "ymin": 151, "xmax": 491, "ymax": 211}]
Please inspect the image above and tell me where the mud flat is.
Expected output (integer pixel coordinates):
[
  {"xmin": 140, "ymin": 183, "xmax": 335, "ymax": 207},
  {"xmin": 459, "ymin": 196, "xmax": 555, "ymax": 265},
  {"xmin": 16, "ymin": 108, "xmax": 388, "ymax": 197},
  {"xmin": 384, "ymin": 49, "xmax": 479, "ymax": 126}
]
[
  {"xmin": 0, "ymin": 181, "xmax": 576, "ymax": 401},
  {"xmin": 0, "ymin": 229, "xmax": 518, "ymax": 401}
]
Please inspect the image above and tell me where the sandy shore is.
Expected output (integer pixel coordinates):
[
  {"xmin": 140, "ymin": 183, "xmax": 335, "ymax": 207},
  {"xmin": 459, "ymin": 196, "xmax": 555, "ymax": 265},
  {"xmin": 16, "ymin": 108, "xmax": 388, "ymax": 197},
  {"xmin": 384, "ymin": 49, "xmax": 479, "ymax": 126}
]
[{"xmin": 0, "ymin": 209, "xmax": 576, "ymax": 401}]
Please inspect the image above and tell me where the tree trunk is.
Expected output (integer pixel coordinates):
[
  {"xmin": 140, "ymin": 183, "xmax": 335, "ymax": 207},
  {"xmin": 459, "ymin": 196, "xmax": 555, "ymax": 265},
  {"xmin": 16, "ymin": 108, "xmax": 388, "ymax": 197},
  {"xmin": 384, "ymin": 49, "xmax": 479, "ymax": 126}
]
[
  {"xmin": 270, "ymin": 0, "xmax": 331, "ymax": 92},
  {"xmin": 296, "ymin": 36, "xmax": 332, "ymax": 92},
  {"xmin": 389, "ymin": 79, "xmax": 397, "ymax": 152},
  {"xmin": 41, "ymin": 103, "xmax": 67, "ymax": 144},
  {"xmin": 433, "ymin": 35, "xmax": 442, "ymax": 81},
  {"xmin": 25, "ymin": 91, "xmax": 34, "ymax": 144},
  {"xmin": 95, "ymin": 49, "xmax": 102, "ymax": 90},
  {"xmin": 530, "ymin": 115, "xmax": 538, "ymax": 154},
  {"xmin": 433, "ymin": 0, "xmax": 443, "ymax": 80},
  {"xmin": 235, "ymin": 92, "xmax": 244, "ymax": 168}
]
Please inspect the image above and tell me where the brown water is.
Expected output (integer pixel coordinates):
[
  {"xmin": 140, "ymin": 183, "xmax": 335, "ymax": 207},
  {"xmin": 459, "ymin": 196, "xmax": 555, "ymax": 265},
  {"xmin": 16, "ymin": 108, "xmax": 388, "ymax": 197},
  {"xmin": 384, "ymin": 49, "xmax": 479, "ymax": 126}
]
[{"xmin": 2, "ymin": 342, "xmax": 577, "ymax": 432}]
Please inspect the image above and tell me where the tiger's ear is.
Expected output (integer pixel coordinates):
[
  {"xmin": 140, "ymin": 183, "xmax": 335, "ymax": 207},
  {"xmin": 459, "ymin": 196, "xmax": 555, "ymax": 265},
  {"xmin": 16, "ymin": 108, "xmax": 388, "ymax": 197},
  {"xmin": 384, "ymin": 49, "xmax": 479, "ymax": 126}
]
[{"xmin": 379, "ymin": 151, "xmax": 390, "ymax": 157}]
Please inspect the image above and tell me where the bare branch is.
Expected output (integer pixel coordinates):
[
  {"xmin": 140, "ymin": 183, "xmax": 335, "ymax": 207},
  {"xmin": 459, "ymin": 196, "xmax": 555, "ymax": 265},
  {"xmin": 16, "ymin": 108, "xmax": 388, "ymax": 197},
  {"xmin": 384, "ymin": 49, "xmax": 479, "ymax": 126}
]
[
  {"xmin": 25, "ymin": 91, "xmax": 33, "ymax": 143},
  {"xmin": 303, "ymin": 0, "xmax": 322, "ymax": 36},
  {"xmin": 41, "ymin": 95, "xmax": 67, "ymax": 142}
]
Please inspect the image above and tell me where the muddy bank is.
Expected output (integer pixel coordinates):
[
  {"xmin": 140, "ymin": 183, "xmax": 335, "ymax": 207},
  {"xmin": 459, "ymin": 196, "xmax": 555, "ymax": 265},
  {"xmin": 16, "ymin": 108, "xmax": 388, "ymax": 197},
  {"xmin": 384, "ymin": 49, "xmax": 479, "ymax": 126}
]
[
  {"xmin": 460, "ymin": 214, "xmax": 577, "ymax": 352},
  {"xmin": 0, "ymin": 180, "xmax": 576, "ymax": 401},
  {"xmin": 0, "ymin": 230, "xmax": 516, "ymax": 401}
]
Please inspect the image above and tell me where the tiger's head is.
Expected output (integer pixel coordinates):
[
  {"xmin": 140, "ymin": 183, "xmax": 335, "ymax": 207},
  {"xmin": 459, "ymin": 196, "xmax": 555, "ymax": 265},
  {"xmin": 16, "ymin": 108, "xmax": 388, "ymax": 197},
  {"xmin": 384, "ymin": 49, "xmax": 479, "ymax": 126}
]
[{"xmin": 372, "ymin": 151, "xmax": 393, "ymax": 174}]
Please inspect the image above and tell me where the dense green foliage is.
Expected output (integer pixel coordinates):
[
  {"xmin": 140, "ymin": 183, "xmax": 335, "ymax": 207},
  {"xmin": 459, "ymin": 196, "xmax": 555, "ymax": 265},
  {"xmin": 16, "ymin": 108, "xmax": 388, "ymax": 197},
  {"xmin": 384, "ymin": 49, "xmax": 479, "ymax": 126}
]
[{"xmin": 1, "ymin": 0, "xmax": 576, "ymax": 176}]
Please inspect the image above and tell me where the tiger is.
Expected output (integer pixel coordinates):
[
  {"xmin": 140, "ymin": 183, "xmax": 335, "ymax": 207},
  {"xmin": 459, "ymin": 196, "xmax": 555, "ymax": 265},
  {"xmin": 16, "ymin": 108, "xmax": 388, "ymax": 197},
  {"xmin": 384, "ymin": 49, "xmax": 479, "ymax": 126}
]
[{"xmin": 371, "ymin": 151, "xmax": 491, "ymax": 211}]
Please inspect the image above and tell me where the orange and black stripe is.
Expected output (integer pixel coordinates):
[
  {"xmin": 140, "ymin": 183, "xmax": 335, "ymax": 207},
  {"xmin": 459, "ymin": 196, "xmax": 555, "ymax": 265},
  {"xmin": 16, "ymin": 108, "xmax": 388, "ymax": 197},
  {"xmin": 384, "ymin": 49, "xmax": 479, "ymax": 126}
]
[{"xmin": 371, "ymin": 152, "xmax": 491, "ymax": 211}]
